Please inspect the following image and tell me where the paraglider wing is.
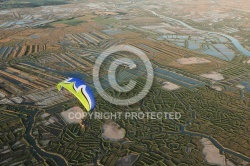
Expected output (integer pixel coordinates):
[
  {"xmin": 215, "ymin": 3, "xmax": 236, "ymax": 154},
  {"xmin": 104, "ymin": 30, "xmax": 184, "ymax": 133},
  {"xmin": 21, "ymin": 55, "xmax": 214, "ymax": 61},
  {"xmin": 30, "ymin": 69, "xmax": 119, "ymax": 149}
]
[{"xmin": 57, "ymin": 77, "xmax": 95, "ymax": 111}]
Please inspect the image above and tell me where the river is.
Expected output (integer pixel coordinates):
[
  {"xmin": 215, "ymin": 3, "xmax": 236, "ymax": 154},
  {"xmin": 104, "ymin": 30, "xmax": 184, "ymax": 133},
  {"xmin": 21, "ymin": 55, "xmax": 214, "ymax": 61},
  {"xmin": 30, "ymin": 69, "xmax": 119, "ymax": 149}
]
[
  {"xmin": 22, "ymin": 107, "xmax": 68, "ymax": 166},
  {"xmin": 179, "ymin": 126, "xmax": 250, "ymax": 162},
  {"xmin": 148, "ymin": 10, "xmax": 250, "ymax": 57},
  {"xmin": 167, "ymin": 93, "xmax": 250, "ymax": 162}
]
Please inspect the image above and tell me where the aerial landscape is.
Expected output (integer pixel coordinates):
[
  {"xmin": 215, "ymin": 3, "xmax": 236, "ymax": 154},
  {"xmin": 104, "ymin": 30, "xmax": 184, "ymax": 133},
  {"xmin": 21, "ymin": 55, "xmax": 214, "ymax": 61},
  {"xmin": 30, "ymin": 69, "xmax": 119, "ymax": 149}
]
[{"xmin": 0, "ymin": 0, "xmax": 250, "ymax": 165}]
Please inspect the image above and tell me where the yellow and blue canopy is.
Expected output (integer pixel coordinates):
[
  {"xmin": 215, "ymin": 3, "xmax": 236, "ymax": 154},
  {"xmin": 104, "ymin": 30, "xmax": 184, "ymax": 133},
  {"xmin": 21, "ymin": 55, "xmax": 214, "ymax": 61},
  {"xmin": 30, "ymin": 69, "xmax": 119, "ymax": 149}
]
[{"xmin": 57, "ymin": 77, "xmax": 95, "ymax": 111}]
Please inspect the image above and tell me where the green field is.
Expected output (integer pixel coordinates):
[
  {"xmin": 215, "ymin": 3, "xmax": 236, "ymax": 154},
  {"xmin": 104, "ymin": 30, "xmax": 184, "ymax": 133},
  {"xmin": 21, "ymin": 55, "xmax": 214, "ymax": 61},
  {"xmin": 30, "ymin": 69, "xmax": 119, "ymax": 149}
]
[
  {"xmin": 93, "ymin": 16, "xmax": 119, "ymax": 25},
  {"xmin": 0, "ymin": 0, "xmax": 67, "ymax": 9}
]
